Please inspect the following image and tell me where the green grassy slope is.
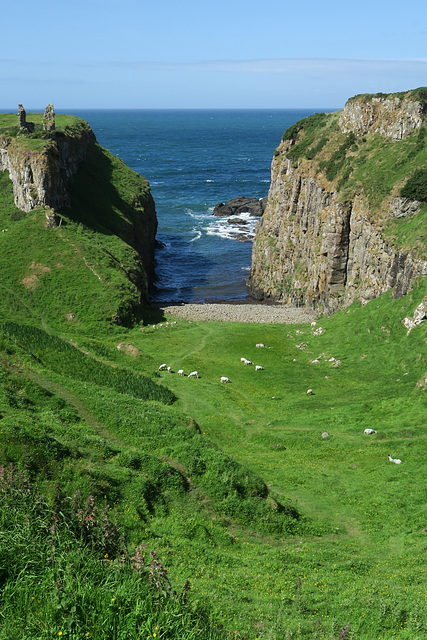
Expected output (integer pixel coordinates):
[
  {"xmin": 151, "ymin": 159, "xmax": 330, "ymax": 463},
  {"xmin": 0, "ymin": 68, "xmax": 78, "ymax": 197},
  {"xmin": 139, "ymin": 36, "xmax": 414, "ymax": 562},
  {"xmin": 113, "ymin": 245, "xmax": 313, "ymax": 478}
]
[{"xmin": 0, "ymin": 277, "xmax": 425, "ymax": 638}]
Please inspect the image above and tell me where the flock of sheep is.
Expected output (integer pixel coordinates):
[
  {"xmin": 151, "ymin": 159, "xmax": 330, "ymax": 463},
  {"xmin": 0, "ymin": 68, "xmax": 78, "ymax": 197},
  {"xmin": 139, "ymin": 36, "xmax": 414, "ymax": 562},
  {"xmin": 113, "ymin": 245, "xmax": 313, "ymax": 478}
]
[
  {"xmin": 157, "ymin": 343, "xmax": 266, "ymax": 384},
  {"xmin": 157, "ymin": 344, "xmax": 403, "ymax": 465}
]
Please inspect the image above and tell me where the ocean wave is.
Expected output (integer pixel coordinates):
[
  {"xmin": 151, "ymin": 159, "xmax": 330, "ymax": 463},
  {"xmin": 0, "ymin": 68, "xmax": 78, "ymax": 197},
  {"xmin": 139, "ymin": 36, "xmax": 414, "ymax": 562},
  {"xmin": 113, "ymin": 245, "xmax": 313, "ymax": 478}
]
[
  {"xmin": 185, "ymin": 209, "xmax": 211, "ymax": 220},
  {"xmin": 190, "ymin": 230, "xmax": 202, "ymax": 242}
]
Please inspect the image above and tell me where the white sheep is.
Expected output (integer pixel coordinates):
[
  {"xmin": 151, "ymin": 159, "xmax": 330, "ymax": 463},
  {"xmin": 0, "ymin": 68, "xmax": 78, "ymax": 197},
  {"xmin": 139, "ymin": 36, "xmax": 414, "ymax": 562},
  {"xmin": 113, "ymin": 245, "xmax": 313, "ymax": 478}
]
[
  {"xmin": 158, "ymin": 363, "xmax": 167, "ymax": 371},
  {"xmin": 188, "ymin": 371, "xmax": 199, "ymax": 378},
  {"xmin": 167, "ymin": 366, "xmax": 172, "ymax": 373},
  {"xmin": 241, "ymin": 357, "xmax": 248, "ymax": 363},
  {"xmin": 178, "ymin": 369, "xmax": 185, "ymax": 376},
  {"xmin": 244, "ymin": 360, "xmax": 253, "ymax": 366},
  {"xmin": 220, "ymin": 376, "xmax": 231, "ymax": 383},
  {"xmin": 388, "ymin": 454, "xmax": 402, "ymax": 464},
  {"xmin": 256, "ymin": 343, "xmax": 266, "ymax": 348},
  {"xmin": 255, "ymin": 365, "xmax": 264, "ymax": 371},
  {"xmin": 306, "ymin": 388, "xmax": 313, "ymax": 395},
  {"xmin": 364, "ymin": 428, "xmax": 376, "ymax": 435}
]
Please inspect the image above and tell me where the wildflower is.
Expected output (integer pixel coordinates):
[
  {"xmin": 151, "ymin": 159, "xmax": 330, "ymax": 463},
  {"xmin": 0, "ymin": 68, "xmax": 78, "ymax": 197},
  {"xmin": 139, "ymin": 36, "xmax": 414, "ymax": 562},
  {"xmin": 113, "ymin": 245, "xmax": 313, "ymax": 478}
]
[
  {"xmin": 58, "ymin": 633, "xmax": 63, "ymax": 637},
  {"xmin": 104, "ymin": 553, "xmax": 108, "ymax": 558}
]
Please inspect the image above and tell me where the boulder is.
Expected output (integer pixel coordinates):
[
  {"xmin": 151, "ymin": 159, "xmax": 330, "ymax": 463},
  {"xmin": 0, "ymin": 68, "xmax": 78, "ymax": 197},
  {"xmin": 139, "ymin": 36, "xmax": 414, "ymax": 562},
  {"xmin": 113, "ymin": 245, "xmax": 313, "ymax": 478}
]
[{"xmin": 213, "ymin": 196, "xmax": 267, "ymax": 218}]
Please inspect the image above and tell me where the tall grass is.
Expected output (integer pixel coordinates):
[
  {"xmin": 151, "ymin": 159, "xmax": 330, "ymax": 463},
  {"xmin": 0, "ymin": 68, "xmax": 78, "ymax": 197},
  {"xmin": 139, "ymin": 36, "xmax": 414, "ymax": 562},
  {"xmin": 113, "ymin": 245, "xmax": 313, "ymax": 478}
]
[{"xmin": 0, "ymin": 464, "xmax": 221, "ymax": 639}]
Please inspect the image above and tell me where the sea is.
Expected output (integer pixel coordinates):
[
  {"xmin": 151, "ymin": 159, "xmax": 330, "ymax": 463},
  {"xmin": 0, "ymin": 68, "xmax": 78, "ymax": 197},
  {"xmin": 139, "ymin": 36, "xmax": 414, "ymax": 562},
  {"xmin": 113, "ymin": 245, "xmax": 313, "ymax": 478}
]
[{"xmin": 53, "ymin": 109, "xmax": 336, "ymax": 301}]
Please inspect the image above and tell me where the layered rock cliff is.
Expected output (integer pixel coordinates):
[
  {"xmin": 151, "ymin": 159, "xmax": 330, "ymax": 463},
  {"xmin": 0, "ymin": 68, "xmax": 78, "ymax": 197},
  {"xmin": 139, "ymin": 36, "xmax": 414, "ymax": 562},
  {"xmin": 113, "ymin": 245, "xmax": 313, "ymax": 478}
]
[{"xmin": 249, "ymin": 88, "xmax": 427, "ymax": 313}]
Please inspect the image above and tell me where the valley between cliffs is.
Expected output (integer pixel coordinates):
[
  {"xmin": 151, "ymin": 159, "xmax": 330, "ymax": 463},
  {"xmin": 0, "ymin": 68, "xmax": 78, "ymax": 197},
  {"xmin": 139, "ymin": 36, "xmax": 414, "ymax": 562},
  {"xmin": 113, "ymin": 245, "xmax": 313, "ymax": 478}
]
[{"xmin": 249, "ymin": 88, "xmax": 427, "ymax": 313}]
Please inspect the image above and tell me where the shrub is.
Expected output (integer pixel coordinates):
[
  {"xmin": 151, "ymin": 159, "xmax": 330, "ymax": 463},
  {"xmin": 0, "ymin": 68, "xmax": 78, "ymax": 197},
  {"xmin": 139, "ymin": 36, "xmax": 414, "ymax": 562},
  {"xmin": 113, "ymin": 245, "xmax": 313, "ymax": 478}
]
[{"xmin": 400, "ymin": 168, "xmax": 427, "ymax": 202}]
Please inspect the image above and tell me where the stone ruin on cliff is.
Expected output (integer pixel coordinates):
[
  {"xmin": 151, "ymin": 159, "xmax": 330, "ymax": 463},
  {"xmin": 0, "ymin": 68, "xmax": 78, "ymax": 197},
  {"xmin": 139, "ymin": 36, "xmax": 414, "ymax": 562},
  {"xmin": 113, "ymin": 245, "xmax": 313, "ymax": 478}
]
[
  {"xmin": 42, "ymin": 103, "xmax": 55, "ymax": 132},
  {"xmin": 18, "ymin": 104, "xmax": 34, "ymax": 132},
  {"xmin": 18, "ymin": 103, "xmax": 55, "ymax": 133}
]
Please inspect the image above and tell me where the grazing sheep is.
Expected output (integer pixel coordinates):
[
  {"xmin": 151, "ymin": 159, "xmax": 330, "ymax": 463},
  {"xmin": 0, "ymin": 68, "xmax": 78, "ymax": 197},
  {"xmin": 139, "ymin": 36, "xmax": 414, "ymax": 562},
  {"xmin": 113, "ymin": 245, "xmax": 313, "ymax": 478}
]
[
  {"xmin": 241, "ymin": 357, "xmax": 249, "ymax": 363},
  {"xmin": 256, "ymin": 343, "xmax": 266, "ymax": 348},
  {"xmin": 188, "ymin": 371, "xmax": 199, "ymax": 378},
  {"xmin": 244, "ymin": 360, "xmax": 253, "ymax": 366},
  {"xmin": 178, "ymin": 369, "xmax": 185, "ymax": 376},
  {"xmin": 167, "ymin": 366, "xmax": 172, "ymax": 373},
  {"xmin": 255, "ymin": 365, "xmax": 264, "ymax": 370},
  {"xmin": 388, "ymin": 454, "xmax": 402, "ymax": 464},
  {"xmin": 364, "ymin": 428, "xmax": 376, "ymax": 435},
  {"xmin": 306, "ymin": 388, "xmax": 313, "ymax": 395},
  {"xmin": 158, "ymin": 363, "xmax": 167, "ymax": 371},
  {"xmin": 220, "ymin": 376, "xmax": 231, "ymax": 383}
]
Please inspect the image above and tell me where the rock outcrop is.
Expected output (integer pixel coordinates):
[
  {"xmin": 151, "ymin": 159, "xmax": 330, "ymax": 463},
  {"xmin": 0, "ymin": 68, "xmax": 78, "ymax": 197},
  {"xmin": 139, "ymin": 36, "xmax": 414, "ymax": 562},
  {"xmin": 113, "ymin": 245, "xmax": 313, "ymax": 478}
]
[
  {"xmin": 213, "ymin": 196, "xmax": 267, "ymax": 218},
  {"xmin": 249, "ymin": 89, "xmax": 427, "ymax": 313},
  {"xmin": 0, "ymin": 107, "xmax": 95, "ymax": 212}
]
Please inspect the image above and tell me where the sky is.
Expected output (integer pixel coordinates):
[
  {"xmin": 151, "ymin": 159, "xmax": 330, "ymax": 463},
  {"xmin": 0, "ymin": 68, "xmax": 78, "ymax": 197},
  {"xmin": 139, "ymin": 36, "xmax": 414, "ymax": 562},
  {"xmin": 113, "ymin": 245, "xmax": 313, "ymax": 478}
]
[{"xmin": 1, "ymin": 0, "xmax": 426, "ymax": 110}]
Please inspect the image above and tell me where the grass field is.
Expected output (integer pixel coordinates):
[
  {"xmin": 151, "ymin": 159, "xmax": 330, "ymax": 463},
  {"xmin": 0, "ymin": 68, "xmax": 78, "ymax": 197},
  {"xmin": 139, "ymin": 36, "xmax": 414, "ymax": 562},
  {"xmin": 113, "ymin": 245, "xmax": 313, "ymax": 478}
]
[{"xmin": 0, "ymin": 277, "xmax": 425, "ymax": 639}]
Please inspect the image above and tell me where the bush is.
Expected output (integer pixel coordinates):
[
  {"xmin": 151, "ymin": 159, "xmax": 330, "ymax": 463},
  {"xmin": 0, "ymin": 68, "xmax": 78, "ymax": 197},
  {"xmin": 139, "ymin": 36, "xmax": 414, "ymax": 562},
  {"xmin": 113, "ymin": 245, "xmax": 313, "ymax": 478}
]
[{"xmin": 400, "ymin": 168, "xmax": 427, "ymax": 202}]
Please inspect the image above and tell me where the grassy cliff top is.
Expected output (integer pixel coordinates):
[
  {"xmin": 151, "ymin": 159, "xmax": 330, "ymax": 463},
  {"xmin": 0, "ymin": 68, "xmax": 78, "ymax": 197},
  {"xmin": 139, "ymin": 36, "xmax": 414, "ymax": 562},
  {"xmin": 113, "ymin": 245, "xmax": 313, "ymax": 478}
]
[
  {"xmin": 346, "ymin": 86, "xmax": 427, "ymax": 105},
  {"xmin": 0, "ymin": 111, "xmax": 89, "ymax": 137}
]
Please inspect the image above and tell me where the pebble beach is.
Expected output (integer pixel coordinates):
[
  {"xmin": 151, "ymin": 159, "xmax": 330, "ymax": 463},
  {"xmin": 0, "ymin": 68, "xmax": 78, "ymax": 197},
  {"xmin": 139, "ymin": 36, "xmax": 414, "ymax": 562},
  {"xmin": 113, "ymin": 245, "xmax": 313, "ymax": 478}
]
[{"xmin": 155, "ymin": 302, "xmax": 314, "ymax": 324}]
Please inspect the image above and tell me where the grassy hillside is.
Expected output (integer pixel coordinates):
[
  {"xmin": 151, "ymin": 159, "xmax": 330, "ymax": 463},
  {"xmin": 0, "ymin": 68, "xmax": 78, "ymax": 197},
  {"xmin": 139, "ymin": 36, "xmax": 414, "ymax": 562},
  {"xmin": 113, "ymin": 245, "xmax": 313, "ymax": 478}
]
[{"xmin": 0, "ymin": 275, "xmax": 426, "ymax": 638}]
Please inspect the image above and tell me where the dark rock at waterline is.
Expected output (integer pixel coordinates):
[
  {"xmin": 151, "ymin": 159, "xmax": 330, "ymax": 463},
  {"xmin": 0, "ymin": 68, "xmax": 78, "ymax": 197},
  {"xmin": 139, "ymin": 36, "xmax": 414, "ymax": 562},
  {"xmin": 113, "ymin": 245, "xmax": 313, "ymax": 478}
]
[
  {"xmin": 213, "ymin": 196, "xmax": 267, "ymax": 218},
  {"xmin": 228, "ymin": 217, "xmax": 249, "ymax": 225},
  {"xmin": 229, "ymin": 232, "xmax": 255, "ymax": 242}
]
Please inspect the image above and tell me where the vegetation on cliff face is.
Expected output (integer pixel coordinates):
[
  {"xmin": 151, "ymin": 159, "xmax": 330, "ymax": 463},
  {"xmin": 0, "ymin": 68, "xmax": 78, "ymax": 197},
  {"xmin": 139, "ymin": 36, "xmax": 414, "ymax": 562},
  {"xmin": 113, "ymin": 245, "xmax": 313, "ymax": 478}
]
[{"xmin": 250, "ymin": 88, "xmax": 427, "ymax": 310}]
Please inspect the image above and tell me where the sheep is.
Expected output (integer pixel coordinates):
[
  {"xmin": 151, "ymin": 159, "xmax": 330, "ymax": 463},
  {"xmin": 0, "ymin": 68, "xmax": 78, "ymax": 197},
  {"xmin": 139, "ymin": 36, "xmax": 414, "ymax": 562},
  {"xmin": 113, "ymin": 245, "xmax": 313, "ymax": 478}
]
[
  {"xmin": 178, "ymin": 369, "xmax": 185, "ymax": 376},
  {"xmin": 388, "ymin": 454, "xmax": 402, "ymax": 464},
  {"xmin": 306, "ymin": 388, "xmax": 313, "ymax": 395},
  {"xmin": 241, "ymin": 357, "xmax": 248, "ymax": 363},
  {"xmin": 256, "ymin": 343, "xmax": 266, "ymax": 348},
  {"xmin": 158, "ymin": 363, "xmax": 167, "ymax": 371},
  {"xmin": 255, "ymin": 365, "xmax": 264, "ymax": 371},
  {"xmin": 167, "ymin": 366, "xmax": 172, "ymax": 373},
  {"xmin": 364, "ymin": 428, "xmax": 376, "ymax": 435},
  {"xmin": 244, "ymin": 360, "xmax": 253, "ymax": 366},
  {"xmin": 220, "ymin": 376, "xmax": 231, "ymax": 383},
  {"xmin": 188, "ymin": 371, "xmax": 199, "ymax": 378}
]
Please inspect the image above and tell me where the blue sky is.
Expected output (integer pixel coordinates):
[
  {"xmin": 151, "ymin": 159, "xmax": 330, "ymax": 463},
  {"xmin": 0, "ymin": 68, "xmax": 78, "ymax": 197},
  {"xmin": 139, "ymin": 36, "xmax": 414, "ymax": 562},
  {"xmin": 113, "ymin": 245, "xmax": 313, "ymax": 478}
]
[{"xmin": 1, "ymin": 0, "xmax": 426, "ymax": 109}]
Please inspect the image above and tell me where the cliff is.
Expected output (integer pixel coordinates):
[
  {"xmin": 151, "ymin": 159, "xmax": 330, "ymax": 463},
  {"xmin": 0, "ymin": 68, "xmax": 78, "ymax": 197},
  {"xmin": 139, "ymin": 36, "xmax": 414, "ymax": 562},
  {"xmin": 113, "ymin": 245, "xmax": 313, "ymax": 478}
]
[
  {"xmin": 249, "ymin": 88, "xmax": 427, "ymax": 313},
  {"xmin": 0, "ymin": 108, "xmax": 158, "ymax": 325}
]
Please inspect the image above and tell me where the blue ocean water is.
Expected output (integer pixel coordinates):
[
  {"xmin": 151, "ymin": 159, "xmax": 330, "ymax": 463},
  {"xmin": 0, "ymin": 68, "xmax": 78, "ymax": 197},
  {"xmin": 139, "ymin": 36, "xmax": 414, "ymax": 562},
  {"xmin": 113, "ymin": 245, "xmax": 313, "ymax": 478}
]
[{"xmin": 67, "ymin": 109, "xmax": 326, "ymax": 301}]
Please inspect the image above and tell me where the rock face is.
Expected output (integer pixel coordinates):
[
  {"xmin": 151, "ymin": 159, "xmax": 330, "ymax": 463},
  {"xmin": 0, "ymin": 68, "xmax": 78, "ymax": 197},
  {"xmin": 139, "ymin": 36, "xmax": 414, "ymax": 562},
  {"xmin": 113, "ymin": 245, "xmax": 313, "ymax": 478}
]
[
  {"xmin": 249, "ymin": 89, "xmax": 427, "ymax": 313},
  {"xmin": 213, "ymin": 196, "xmax": 267, "ymax": 218},
  {"xmin": 0, "ymin": 111, "xmax": 95, "ymax": 212},
  {"xmin": 339, "ymin": 93, "xmax": 425, "ymax": 141}
]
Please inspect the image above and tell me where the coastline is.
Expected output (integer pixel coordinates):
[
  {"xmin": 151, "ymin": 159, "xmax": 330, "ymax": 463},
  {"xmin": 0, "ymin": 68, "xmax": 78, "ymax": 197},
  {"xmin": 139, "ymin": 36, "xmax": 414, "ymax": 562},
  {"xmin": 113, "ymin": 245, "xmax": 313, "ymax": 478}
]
[{"xmin": 154, "ymin": 302, "xmax": 314, "ymax": 324}]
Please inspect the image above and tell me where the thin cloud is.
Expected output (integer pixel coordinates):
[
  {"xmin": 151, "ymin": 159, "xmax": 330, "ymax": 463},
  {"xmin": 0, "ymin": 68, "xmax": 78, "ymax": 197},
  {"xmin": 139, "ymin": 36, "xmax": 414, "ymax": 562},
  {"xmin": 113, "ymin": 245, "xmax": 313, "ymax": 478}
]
[{"xmin": 113, "ymin": 57, "xmax": 427, "ymax": 75}]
